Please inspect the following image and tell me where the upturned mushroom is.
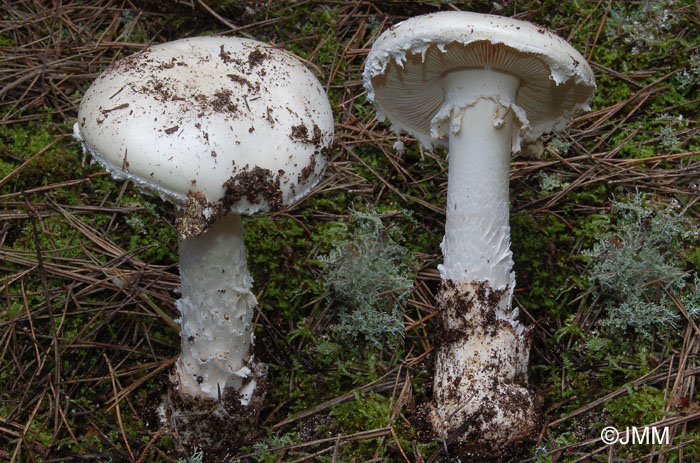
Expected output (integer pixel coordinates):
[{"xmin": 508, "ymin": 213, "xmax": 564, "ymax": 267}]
[
  {"xmin": 74, "ymin": 36, "xmax": 333, "ymax": 437},
  {"xmin": 363, "ymin": 12, "xmax": 595, "ymax": 452}
]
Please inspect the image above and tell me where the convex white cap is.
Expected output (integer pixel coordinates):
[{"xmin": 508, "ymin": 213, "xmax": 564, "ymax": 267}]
[
  {"xmin": 363, "ymin": 11, "xmax": 596, "ymax": 150},
  {"xmin": 75, "ymin": 36, "xmax": 333, "ymax": 235}
]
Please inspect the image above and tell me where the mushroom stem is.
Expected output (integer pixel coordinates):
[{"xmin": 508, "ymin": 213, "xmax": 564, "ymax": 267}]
[
  {"xmin": 440, "ymin": 69, "xmax": 519, "ymax": 286},
  {"xmin": 430, "ymin": 69, "xmax": 539, "ymax": 449},
  {"xmin": 174, "ymin": 213, "xmax": 263, "ymax": 404}
]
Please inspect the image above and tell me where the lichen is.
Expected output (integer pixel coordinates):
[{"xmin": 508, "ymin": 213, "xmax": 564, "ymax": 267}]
[{"xmin": 320, "ymin": 209, "xmax": 415, "ymax": 350}]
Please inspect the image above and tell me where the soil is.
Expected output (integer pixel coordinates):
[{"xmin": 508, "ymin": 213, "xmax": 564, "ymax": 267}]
[
  {"xmin": 290, "ymin": 123, "xmax": 310, "ymax": 141},
  {"xmin": 428, "ymin": 279, "xmax": 540, "ymax": 457},
  {"xmin": 218, "ymin": 44, "xmax": 235, "ymax": 64},
  {"xmin": 221, "ymin": 166, "xmax": 284, "ymax": 210},
  {"xmin": 175, "ymin": 192, "xmax": 215, "ymax": 239},
  {"xmin": 298, "ymin": 144, "xmax": 330, "ymax": 184},
  {"xmin": 247, "ymin": 48, "xmax": 267, "ymax": 68},
  {"xmin": 227, "ymin": 73, "xmax": 257, "ymax": 90},
  {"xmin": 298, "ymin": 161, "xmax": 316, "ymax": 184},
  {"xmin": 108, "ymin": 40, "xmax": 275, "ymax": 137},
  {"xmin": 209, "ymin": 89, "xmax": 237, "ymax": 113},
  {"xmin": 163, "ymin": 375, "xmax": 268, "ymax": 461},
  {"xmin": 433, "ymin": 280, "xmax": 511, "ymax": 348},
  {"xmin": 289, "ymin": 123, "xmax": 322, "ymax": 144},
  {"xmin": 176, "ymin": 164, "xmax": 289, "ymax": 239}
]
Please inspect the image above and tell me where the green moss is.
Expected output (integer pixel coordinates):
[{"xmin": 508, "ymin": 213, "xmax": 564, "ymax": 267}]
[
  {"xmin": 511, "ymin": 212, "xmax": 576, "ymax": 318},
  {"xmin": 1, "ymin": 300, "xmax": 23, "ymax": 321},
  {"xmin": 607, "ymin": 386, "xmax": 667, "ymax": 427},
  {"xmin": 0, "ymin": 157, "xmax": 15, "ymax": 178},
  {"xmin": 0, "ymin": 32, "xmax": 13, "ymax": 46},
  {"xmin": 0, "ymin": 115, "xmax": 87, "ymax": 196},
  {"xmin": 244, "ymin": 215, "xmax": 320, "ymax": 320},
  {"xmin": 13, "ymin": 214, "xmax": 86, "ymax": 259},
  {"xmin": 332, "ymin": 392, "xmax": 391, "ymax": 431}
]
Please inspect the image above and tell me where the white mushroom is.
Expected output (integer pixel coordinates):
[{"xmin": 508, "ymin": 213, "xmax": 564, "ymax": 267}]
[
  {"xmin": 363, "ymin": 12, "xmax": 595, "ymax": 451},
  {"xmin": 74, "ymin": 37, "xmax": 334, "ymax": 408}
]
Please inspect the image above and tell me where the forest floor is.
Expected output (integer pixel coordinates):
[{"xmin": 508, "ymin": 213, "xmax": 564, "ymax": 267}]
[{"xmin": 0, "ymin": 1, "xmax": 699, "ymax": 462}]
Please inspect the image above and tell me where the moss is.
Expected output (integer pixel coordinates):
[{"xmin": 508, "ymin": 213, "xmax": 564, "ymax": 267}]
[
  {"xmin": 0, "ymin": 157, "xmax": 15, "ymax": 179},
  {"xmin": 13, "ymin": 213, "xmax": 87, "ymax": 259},
  {"xmin": 332, "ymin": 392, "xmax": 391, "ymax": 431},
  {"xmin": 244, "ymin": 215, "xmax": 320, "ymax": 320},
  {"xmin": 329, "ymin": 392, "xmax": 392, "ymax": 458},
  {"xmin": 511, "ymin": 212, "xmax": 577, "ymax": 319},
  {"xmin": 607, "ymin": 386, "xmax": 667, "ymax": 428},
  {"xmin": 0, "ymin": 32, "xmax": 13, "ymax": 47}
]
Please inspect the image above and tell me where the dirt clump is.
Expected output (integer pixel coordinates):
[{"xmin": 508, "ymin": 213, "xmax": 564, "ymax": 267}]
[{"xmin": 221, "ymin": 166, "xmax": 284, "ymax": 210}]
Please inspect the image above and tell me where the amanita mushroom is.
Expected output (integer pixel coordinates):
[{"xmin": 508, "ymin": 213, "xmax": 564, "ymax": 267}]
[
  {"xmin": 74, "ymin": 36, "xmax": 333, "ymax": 427},
  {"xmin": 363, "ymin": 12, "xmax": 595, "ymax": 451}
]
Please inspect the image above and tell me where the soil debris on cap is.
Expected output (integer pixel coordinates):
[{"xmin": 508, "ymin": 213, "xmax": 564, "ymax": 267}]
[
  {"xmin": 219, "ymin": 44, "xmax": 235, "ymax": 64},
  {"xmin": 221, "ymin": 166, "xmax": 283, "ymax": 210},
  {"xmin": 227, "ymin": 74, "xmax": 258, "ymax": 91},
  {"xmin": 140, "ymin": 77, "xmax": 174, "ymax": 102},
  {"xmin": 298, "ymin": 160, "xmax": 316, "ymax": 184},
  {"xmin": 290, "ymin": 123, "xmax": 323, "ymax": 145},
  {"xmin": 176, "ymin": 191, "xmax": 218, "ymax": 240},
  {"xmin": 247, "ymin": 49, "xmax": 267, "ymax": 68},
  {"xmin": 210, "ymin": 90, "xmax": 238, "ymax": 113},
  {"xmin": 290, "ymin": 124, "xmax": 309, "ymax": 141},
  {"xmin": 157, "ymin": 57, "xmax": 185, "ymax": 70},
  {"xmin": 297, "ymin": 142, "xmax": 331, "ymax": 184},
  {"xmin": 310, "ymin": 124, "xmax": 322, "ymax": 144}
]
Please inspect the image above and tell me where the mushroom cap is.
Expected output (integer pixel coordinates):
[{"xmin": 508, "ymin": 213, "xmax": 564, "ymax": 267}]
[
  {"xmin": 363, "ymin": 11, "xmax": 595, "ymax": 149},
  {"xmin": 75, "ymin": 36, "xmax": 333, "ymax": 215}
]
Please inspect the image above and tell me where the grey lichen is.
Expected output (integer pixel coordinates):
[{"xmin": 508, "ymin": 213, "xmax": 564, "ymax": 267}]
[
  {"xmin": 321, "ymin": 209, "xmax": 415, "ymax": 350},
  {"xmin": 584, "ymin": 194, "xmax": 699, "ymax": 338},
  {"xmin": 606, "ymin": 0, "xmax": 682, "ymax": 53}
]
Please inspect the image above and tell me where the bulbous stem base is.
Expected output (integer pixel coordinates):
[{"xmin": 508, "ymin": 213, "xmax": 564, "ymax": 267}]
[{"xmin": 429, "ymin": 280, "xmax": 540, "ymax": 453}]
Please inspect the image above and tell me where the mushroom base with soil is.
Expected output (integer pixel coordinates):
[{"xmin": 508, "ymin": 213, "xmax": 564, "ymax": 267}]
[
  {"xmin": 429, "ymin": 280, "xmax": 539, "ymax": 452},
  {"xmin": 162, "ymin": 379, "xmax": 267, "ymax": 450}
]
